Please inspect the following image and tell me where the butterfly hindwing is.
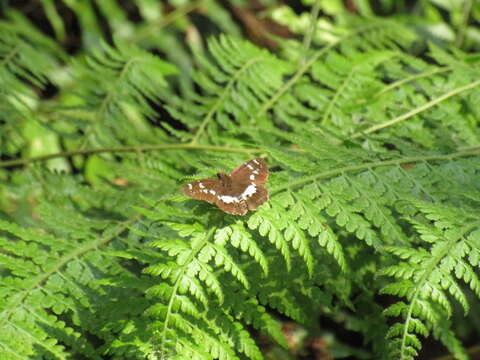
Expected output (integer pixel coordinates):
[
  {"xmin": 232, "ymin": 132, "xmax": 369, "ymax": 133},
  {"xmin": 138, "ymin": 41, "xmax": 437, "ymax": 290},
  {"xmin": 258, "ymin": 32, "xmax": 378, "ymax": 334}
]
[
  {"xmin": 217, "ymin": 199, "xmax": 248, "ymax": 216},
  {"xmin": 215, "ymin": 181, "xmax": 267, "ymax": 215},
  {"xmin": 245, "ymin": 185, "xmax": 268, "ymax": 211}
]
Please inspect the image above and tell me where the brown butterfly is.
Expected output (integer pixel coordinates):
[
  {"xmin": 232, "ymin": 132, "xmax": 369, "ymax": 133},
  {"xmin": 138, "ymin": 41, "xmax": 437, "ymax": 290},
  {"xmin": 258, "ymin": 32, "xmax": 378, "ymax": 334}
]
[{"xmin": 182, "ymin": 158, "xmax": 269, "ymax": 215}]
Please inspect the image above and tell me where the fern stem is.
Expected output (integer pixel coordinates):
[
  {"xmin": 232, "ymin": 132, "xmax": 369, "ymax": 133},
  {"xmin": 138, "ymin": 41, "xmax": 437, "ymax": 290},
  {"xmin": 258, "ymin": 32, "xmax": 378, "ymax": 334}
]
[
  {"xmin": 455, "ymin": 0, "xmax": 472, "ymax": 48},
  {"xmin": 254, "ymin": 40, "xmax": 338, "ymax": 120},
  {"xmin": 254, "ymin": 22, "xmax": 385, "ymax": 119},
  {"xmin": 400, "ymin": 279, "xmax": 421, "ymax": 358},
  {"xmin": 321, "ymin": 63, "xmax": 355, "ymax": 125},
  {"xmin": 0, "ymin": 341, "xmax": 24, "ymax": 359},
  {"xmin": 158, "ymin": 227, "xmax": 216, "ymax": 358},
  {"xmin": 270, "ymin": 147, "xmax": 480, "ymax": 194},
  {"xmin": 80, "ymin": 56, "xmax": 140, "ymax": 150},
  {"xmin": 399, "ymin": 221, "xmax": 480, "ymax": 359},
  {"xmin": 298, "ymin": 0, "xmax": 322, "ymax": 67},
  {"xmin": 373, "ymin": 67, "xmax": 451, "ymax": 98},
  {"xmin": 0, "ymin": 143, "xmax": 260, "ymax": 168},
  {"xmin": 351, "ymin": 79, "xmax": 480, "ymax": 138},
  {"xmin": 190, "ymin": 56, "xmax": 265, "ymax": 144},
  {"xmin": 0, "ymin": 213, "xmax": 141, "ymax": 325},
  {"xmin": 0, "ymin": 43, "xmax": 22, "ymax": 68},
  {"xmin": 132, "ymin": 0, "xmax": 204, "ymax": 43}
]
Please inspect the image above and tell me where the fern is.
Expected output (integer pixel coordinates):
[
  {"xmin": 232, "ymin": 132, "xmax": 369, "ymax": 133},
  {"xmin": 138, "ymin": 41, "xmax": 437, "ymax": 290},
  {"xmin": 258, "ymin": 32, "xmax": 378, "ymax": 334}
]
[
  {"xmin": 0, "ymin": 13, "xmax": 64, "ymax": 157},
  {"xmin": 163, "ymin": 35, "xmax": 292, "ymax": 146},
  {"xmin": 68, "ymin": 39, "xmax": 178, "ymax": 148},
  {"xmin": 381, "ymin": 201, "xmax": 480, "ymax": 360},
  {"xmin": 1, "ymin": 2, "xmax": 480, "ymax": 360}
]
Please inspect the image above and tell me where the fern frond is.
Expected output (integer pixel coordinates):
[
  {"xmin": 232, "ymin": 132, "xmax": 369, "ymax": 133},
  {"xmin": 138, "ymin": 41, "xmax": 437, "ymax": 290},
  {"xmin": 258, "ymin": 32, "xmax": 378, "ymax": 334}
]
[
  {"xmin": 0, "ymin": 16, "xmax": 64, "ymax": 157},
  {"xmin": 0, "ymin": 219, "xmax": 103, "ymax": 359},
  {"xmin": 0, "ymin": 17, "xmax": 62, "ymax": 89},
  {"xmin": 381, "ymin": 200, "xmax": 479, "ymax": 359},
  {"xmin": 139, "ymin": 211, "xmax": 287, "ymax": 359},
  {"xmin": 70, "ymin": 39, "xmax": 177, "ymax": 147},
  {"xmin": 247, "ymin": 209, "xmax": 292, "ymax": 271},
  {"xmin": 219, "ymin": 224, "xmax": 269, "ymax": 276},
  {"xmin": 166, "ymin": 35, "xmax": 292, "ymax": 144}
]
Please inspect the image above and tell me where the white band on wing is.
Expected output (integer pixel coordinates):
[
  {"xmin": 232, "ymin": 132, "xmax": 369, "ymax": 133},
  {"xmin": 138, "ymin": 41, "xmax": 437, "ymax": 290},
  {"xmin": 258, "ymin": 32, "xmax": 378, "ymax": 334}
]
[
  {"xmin": 218, "ymin": 184, "xmax": 256, "ymax": 204},
  {"xmin": 241, "ymin": 184, "xmax": 256, "ymax": 199},
  {"xmin": 219, "ymin": 195, "xmax": 240, "ymax": 203}
]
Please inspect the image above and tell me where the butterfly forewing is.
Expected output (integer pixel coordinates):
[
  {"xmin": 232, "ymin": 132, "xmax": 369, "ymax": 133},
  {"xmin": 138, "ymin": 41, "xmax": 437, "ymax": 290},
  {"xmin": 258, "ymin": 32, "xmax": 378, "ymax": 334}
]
[
  {"xmin": 181, "ymin": 179, "xmax": 223, "ymax": 205},
  {"xmin": 230, "ymin": 158, "xmax": 268, "ymax": 185}
]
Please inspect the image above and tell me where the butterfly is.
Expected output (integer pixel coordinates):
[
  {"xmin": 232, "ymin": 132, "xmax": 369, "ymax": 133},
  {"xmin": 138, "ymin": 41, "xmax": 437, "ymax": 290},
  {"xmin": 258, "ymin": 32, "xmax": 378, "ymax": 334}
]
[{"xmin": 182, "ymin": 158, "xmax": 269, "ymax": 215}]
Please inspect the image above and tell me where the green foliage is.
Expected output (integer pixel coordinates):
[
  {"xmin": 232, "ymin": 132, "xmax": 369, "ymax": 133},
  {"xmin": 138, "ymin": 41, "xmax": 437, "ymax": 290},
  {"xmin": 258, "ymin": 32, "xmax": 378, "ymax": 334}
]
[
  {"xmin": 1, "ymin": 1, "xmax": 480, "ymax": 360},
  {"xmin": 381, "ymin": 201, "xmax": 480, "ymax": 360}
]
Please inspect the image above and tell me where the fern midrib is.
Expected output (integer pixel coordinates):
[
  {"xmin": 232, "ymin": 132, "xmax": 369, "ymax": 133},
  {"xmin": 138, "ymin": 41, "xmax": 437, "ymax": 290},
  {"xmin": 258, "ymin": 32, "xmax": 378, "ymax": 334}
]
[
  {"xmin": 400, "ymin": 257, "xmax": 436, "ymax": 359},
  {"xmin": 349, "ymin": 172, "xmax": 407, "ymax": 245},
  {"xmin": 254, "ymin": 38, "xmax": 337, "ymax": 120},
  {"xmin": 0, "ymin": 143, "xmax": 259, "ymax": 168},
  {"xmin": 0, "ymin": 214, "xmax": 140, "ymax": 326},
  {"xmin": 320, "ymin": 63, "xmax": 356, "ymax": 125},
  {"xmin": 321, "ymin": 52, "xmax": 398, "ymax": 125},
  {"xmin": 397, "ymin": 165, "xmax": 435, "ymax": 201},
  {"xmin": 399, "ymin": 221, "xmax": 479, "ymax": 359},
  {"xmin": 0, "ymin": 338, "xmax": 27, "ymax": 359},
  {"xmin": 270, "ymin": 147, "xmax": 480, "ymax": 194},
  {"xmin": 159, "ymin": 227, "xmax": 216, "ymax": 356},
  {"xmin": 190, "ymin": 56, "xmax": 265, "ymax": 144},
  {"xmin": 351, "ymin": 78, "xmax": 480, "ymax": 139},
  {"xmin": 0, "ymin": 42, "xmax": 22, "ymax": 68},
  {"xmin": 373, "ymin": 66, "xmax": 452, "ymax": 98},
  {"xmin": 17, "ymin": 305, "xmax": 69, "ymax": 358},
  {"xmin": 98, "ymin": 57, "xmax": 137, "ymax": 117},
  {"xmin": 254, "ymin": 21, "xmax": 388, "ymax": 120},
  {"xmin": 80, "ymin": 56, "xmax": 142, "ymax": 149},
  {"xmin": 132, "ymin": 0, "xmax": 203, "ymax": 42},
  {"xmin": 298, "ymin": 0, "xmax": 321, "ymax": 67}
]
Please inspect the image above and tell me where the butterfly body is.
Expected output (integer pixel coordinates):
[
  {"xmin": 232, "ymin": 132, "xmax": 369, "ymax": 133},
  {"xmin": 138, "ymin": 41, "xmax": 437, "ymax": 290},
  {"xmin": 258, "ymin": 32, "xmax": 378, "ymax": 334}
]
[{"xmin": 182, "ymin": 158, "xmax": 269, "ymax": 215}]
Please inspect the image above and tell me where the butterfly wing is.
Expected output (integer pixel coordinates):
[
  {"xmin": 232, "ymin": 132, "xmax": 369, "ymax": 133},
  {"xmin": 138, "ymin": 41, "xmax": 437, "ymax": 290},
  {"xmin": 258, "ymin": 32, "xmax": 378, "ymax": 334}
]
[
  {"xmin": 182, "ymin": 179, "xmax": 223, "ymax": 205},
  {"xmin": 245, "ymin": 185, "xmax": 268, "ymax": 211},
  {"xmin": 216, "ymin": 199, "xmax": 248, "ymax": 216},
  {"xmin": 230, "ymin": 158, "xmax": 268, "ymax": 185}
]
